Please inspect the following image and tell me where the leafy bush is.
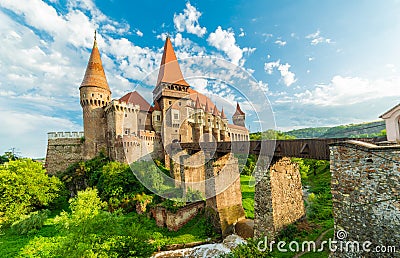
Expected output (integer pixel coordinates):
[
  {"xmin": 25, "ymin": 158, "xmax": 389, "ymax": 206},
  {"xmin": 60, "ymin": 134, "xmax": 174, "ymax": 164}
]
[
  {"xmin": 221, "ymin": 237, "xmax": 273, "ymax": 258},
  {"xmin": 53, "ymin": 188, "xmax": 154, "ymax": 257},
  {"xmin": 11, "ymin": 209, "xmax": 50, "ymax": 235},
  {"xmin": 0, "ymin": 159, "xmax": 63, "ymax": 226}
]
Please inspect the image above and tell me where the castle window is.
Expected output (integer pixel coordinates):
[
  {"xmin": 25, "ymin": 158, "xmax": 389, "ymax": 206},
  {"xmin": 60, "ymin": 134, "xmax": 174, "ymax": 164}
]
[
  {"xmin": 156, "ymin": 115, "xmax": 161, "ymax": 121},
  {"xmin": 124, "ymin": 128, "xmax": 130, "ymax": 135},
  {"xmin": 169, "ymin": 101, "xmax": 172, "ymax": 105},
  {"xmin": 92, "ymin": 93, "xmax": 94, "ymax": 97},
  {"xmin": 125, "ymin": 114, "xmax": 127, "ymax": 117},
  {"xmin": 178, "ymin": 102, "xmax": 181, "ymax": 106},
  {"xmin": 174, "ymin": 114, "xmax": 179, "ymax": 120},
  {"xmin": 100, "ymin": 94, "xmax": 102, "ymax": 98}
]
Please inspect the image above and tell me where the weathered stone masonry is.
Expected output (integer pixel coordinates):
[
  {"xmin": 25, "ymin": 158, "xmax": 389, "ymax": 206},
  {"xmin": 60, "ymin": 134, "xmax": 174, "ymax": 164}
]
[
  {"xmin": 254, "ymin": 157, "xmax": 306, "ymax": 238},
  {"xmin": 45, "ymin": 132, "xmax": 84, "ymax": 175},
  {"xmin": 330, "ymin": 140, "xmax": 400, "ymax": 258}
]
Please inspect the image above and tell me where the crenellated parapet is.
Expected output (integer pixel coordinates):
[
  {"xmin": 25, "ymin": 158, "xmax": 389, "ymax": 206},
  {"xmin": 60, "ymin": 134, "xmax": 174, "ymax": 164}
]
[
  {"xmin": 48, "ymin": 131, "xmax": 84, "ymax": 140},
  {"xmin": 104, "ymin": 99, "xmax": 140, "ymax": 114}
]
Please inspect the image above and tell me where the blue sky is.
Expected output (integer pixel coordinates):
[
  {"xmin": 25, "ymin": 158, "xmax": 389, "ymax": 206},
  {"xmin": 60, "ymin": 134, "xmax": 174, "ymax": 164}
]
[{"xmin": 0, "ymin": 0, "xmax": 400, "ymax": 157}]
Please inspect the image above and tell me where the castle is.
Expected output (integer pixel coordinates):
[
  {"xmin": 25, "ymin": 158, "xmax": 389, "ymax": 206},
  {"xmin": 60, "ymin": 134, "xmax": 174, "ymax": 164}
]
[{"xmin": 45, "ymin": 33, "xmax": 249, "ymax": 174}]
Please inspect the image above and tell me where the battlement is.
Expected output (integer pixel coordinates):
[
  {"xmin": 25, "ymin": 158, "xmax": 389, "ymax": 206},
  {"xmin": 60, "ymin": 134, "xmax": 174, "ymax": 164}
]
[
  {"xmin": 48, "ymin": 132, "xmax": 84, "ymax": 139},
  {"xmin": 105, "ymin": 99, "xmax": 140, "ymax": 113}
]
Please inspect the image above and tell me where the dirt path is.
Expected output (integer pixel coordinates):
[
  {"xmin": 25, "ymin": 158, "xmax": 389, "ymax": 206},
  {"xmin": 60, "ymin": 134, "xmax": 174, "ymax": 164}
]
[{"xmin": 292, "ymin": 228, "xmax": 333, "ymax": 258}]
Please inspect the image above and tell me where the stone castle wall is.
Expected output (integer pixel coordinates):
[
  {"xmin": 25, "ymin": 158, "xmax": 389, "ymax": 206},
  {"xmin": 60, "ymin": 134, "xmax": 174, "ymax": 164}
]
[
  {"xmin": 254, "ymin": 157, "xmax": 305, "ymax": 238},
  {"xmin": 330, "ymin": 141, "xmax": 400, "ymax": 258},
  {"xmin": 45, "ymin": 132, "xmax": 84, "ymax": 175}
]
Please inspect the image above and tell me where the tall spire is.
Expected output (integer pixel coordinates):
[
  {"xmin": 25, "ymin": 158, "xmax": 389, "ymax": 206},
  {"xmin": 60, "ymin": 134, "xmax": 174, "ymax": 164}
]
[
  {"xmin": 233, "ymin": 102, "xmax": 245, "ymax": 116},
  {"xmin": 221, "ymin": 107, "xmax": 227, "ymax": 119},
  {"xmin": 80, "ymin": 31, "xmax": 110, "ymax": 91},
  {"xmin": 213, "ymin": 106, "xmax": 219, "ymax": 116},
  {"xmin": 205, "ymin": 99, "xmax": 211, "ymax": 113},
  {"xmin": 195, "ymin": 94, "xmax": 202, "ymax": 109},
  {"xmin": 156, "ymin": 37, "xmax": 189, "ymax": 86}
]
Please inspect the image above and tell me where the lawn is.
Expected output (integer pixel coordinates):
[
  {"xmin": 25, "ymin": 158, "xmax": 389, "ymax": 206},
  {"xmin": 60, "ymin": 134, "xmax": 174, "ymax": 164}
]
[{"xmin": 240, "ymin": 175, "xmax": 255, "ymax": 219}]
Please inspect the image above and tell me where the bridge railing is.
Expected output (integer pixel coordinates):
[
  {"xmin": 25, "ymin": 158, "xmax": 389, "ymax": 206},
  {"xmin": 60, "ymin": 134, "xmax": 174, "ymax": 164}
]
[{"xmin": 171, "ymin": 137, "xmax": 380, "ymax": 160}]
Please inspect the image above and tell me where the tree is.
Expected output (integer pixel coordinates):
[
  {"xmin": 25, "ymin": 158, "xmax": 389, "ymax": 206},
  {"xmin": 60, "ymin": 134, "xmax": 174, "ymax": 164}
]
[{"xmin": 0, "ymin": 159, "xmax": 63, "ymax": 226}]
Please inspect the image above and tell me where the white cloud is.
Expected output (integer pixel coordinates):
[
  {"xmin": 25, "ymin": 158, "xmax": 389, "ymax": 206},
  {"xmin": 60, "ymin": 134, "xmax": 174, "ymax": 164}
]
[
  {"xmin": 264, "ymin": 60, "xmax": 297, "ymax": 86},
  {"xmin": 136, "ymin": 30, "xmax": 143, "ymax": 37},
  {"xmin": 306, "ymin": 30, "xmax": 332, "ymax": 45},
  {"xmin": 275, "ymin": 39, "xmax": 287, "ymax": 47},
  {"xmin": 207, "ymin": 26, "xmax": 253, "ymax": 66},
  {"xmin": 238, "ymin": 28, "xmax": 245, "ymax": 37},
  {"xmin": 292, "ymin": 75, "xmax": 400, "ymax": 106},
  {"xmin": 173, "ymin": 2, "xmax": 207, "ymax": 37}
]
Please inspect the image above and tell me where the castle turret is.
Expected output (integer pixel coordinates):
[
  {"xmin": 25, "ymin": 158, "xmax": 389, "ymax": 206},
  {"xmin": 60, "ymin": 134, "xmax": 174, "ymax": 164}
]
[
  {"xmin": 232, "ymin": 102, "xmax": 245, "ymax": 127},
  {"xmin": 79, "ymin": 31, "xmax": 111, "ymax": 159}
]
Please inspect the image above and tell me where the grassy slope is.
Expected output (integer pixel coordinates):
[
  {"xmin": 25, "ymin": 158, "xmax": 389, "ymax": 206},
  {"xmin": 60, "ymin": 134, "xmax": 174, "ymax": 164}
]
[
  {"xmin": 0, "ymin": 210, "xmax": 213, "ymax": 257},
  {"xmin": 240, "ymin": 175, "xmax": 255, "ymax": 219}
]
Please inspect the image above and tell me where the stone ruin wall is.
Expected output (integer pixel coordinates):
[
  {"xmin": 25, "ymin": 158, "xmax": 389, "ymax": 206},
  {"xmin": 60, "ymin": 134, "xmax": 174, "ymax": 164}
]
[
  {"xmin": 330, "ymin": 141, "xmax": 400, "ymax": 258},
  {"xmin": 151, "ymin": 201, "xmax": 205, "ymax": 231},
  {"xmin": 45, "ymin": 132, "xmax": 84, "ymax": 175},
  {"xmin": 254, "ymin": 157, "xmax": 305, "ymax": 238}
]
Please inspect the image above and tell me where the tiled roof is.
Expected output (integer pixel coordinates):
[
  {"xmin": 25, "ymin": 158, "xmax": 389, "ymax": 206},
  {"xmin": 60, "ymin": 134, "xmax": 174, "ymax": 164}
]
[
  {"xmin": 233, "ymin": 102, "xmax": 245, "ymax": 116},
  {"xmin": 119, "ymin": 91, "xmax": 152, "ymax": 112},
  {"xmin": 228, "ymin": 124, "xmax": 248, "ymax": 131},
  {"xmin": 156, "ymin": 37, "xmax": 189, "ymax": 86},
  {"xmin": 80, "ymin": 37, "xmax": 110, "ymax": 91}
]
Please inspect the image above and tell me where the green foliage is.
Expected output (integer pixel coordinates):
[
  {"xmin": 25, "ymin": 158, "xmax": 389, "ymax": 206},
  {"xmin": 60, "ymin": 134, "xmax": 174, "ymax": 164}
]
[
  {"xmin": 285, "ymin": 120, "xmax": 386, "ymax": 139},
  {"xmin": 250, "ymin": 129, "xmax": 296, "ymax": 140},
  {"xmin": 97, "ymin": 161, "xmax": 147, "ymax": 212},
  {"xmin": 160, "ymin": 198, "xmax": 187, "ymax": 213},
  {"xmin": 130, "ymin": 160, "xmax": 166, "ymax": 192},
  {"xmin": 221, "ymin": 237, "xmax": 273, "ymax": 258},
  {"xmin": 11, "ymin": 209, "xmax": 50, "ymax": 235},
  {"xmin": 59, "ymin": 152, "xmax": 109, "ymax": 196},
  {"xmin": 0, "ymin": 159, "xmax": 63, "ymax": 226}
]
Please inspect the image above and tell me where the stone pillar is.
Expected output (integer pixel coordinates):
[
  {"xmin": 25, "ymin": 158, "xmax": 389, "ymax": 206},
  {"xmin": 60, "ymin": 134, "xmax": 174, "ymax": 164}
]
[
  {"xmin": 330, "ymin": 141, "xmax": 400, "ymax": 258},
  {"xmin": 205, "ymin": 153, "xmax": 246, "ymax": 236},
  {"xmin": 254, "ymin": 157, "xmax": 305, "ymax": 239}
]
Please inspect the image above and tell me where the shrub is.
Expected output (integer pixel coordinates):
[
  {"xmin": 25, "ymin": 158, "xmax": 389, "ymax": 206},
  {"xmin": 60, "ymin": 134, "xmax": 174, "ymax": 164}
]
[{"xmin": 11, "ymin": 209, "xmax": 50, "ymax": 235}]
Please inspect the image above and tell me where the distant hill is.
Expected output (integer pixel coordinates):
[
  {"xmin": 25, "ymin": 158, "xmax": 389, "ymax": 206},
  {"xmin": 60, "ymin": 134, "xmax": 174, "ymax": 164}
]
[{"xmin": 285, "ymin": 120, "xmax": 386, "ymax": 139}]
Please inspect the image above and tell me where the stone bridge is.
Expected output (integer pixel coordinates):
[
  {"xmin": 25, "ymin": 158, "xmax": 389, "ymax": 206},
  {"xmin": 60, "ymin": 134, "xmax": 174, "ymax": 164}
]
[{"xmin": 169, "ymin": 137, "xmax": 400, "ymax": 257}]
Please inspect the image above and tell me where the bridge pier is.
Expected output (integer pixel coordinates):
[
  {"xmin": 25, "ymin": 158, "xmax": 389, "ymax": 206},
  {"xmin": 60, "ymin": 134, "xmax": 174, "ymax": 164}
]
[
  {"xmin": 169, "ymin": 149, "xmax": 245, "ymax": 236},
  {"xmin": 254, "ymin": 157, "xmax": 305, "ymax": 239}
]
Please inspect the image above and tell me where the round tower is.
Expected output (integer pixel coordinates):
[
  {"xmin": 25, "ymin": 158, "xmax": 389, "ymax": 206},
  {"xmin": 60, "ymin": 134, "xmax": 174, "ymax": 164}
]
[{"xmin": 79, "ymin": 31, "xmax": 111, "ymax": 159}]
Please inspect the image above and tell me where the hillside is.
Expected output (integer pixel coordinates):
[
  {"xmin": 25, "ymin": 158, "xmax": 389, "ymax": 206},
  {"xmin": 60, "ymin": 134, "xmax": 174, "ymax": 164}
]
[{"xmin": 285, "ymin": 120, "xmax": 386, "ymax": 139}]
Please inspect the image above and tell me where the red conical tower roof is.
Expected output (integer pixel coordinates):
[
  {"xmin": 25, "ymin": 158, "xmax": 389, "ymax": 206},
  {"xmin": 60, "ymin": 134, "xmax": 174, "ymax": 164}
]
[
  {"xmin": 195, "ymin": 95, "xmax": 202, "ymax": 109},
  {"xmin": 157, "ymin": 37, "xmax": 189, "ymax": 87},
  {"xmin": 221, "ymin": 107, "xmax": 227, "ymax": 119},
  {"xmin": 80, "ymin": 31, "xmax": 110, "ymax": 92},
  {"xmin": 213, "ymin": 106, "xmax": 219, "ymax": 116},
  {"xmin": 205, "ymin": 99, "xmax": 212, "ymax": 113},
  {"xmin": 233, "ymin": 102, "xmax": 245, "ymax": 116}
]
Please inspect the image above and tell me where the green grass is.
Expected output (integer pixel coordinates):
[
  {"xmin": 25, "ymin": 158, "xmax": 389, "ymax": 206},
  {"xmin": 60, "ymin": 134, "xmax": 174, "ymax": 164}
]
[{"xmin": 240, "ymin": 175, "xmax": 255, "ymax": 219}]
